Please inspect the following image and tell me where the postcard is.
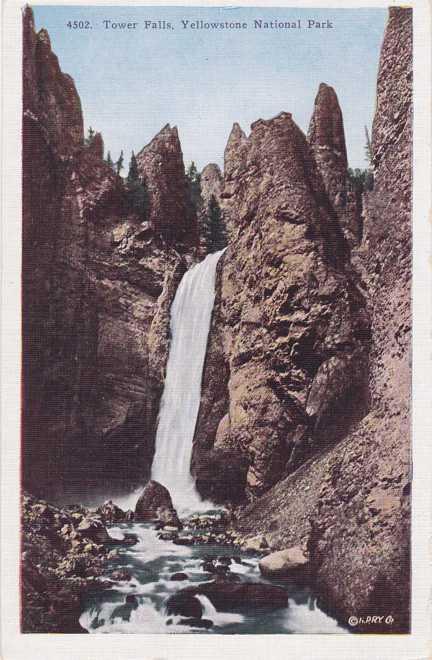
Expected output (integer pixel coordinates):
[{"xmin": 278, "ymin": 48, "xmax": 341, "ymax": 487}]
[{"xmin": 1, "ymin": 1, "xmax": 431, "ymax": 658}]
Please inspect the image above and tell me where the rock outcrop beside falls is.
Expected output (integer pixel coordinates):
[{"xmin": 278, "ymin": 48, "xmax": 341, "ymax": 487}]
[
  {"xmin": 22, "ymin": 6, "xmax": 194, "ymax": 500},
  {"xmin": 232, "ymin": 7, "xmax": 412, "ymax": 633},
  {"xmin": 194, "ymin": 103, "xmax": 370, "ymax": 500},
  {"xmin": 21, "ymin": 493, "xmax": 110, "ymax": 633},
  {"xmin": 135, "ymin": 480, "xmax": 182, "ymax": 527}
]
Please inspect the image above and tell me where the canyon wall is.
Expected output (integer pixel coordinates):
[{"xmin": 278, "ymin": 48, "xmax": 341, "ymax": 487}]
[
  {"xmin": 22, "ymin": 7, "xmax": 192, "ymax": 501},
  {"xmin": 22, "ymin": 4, "xmax": 412, "ymax": 631},
  {"xmin": 233, "ymin": 7, "xmax": 412, "ymax": 632},
  {"xmin": 193, "ymin": 97, "xmax": 370, "ymax": 501}
]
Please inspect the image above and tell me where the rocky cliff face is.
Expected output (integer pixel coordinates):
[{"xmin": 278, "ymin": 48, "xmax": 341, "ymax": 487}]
[
  {"xmin": 22, "ymin": 7, "xmax": 189, "ymax": 501},
  {"xmin": 23, "ymin": 6, "xmax": 88, "ymax": 499},
  {"xmin": 136, "ymin": 125, "xmax": 196, "ymax": 248},
  {"xmin": 193, "ymin": 103, "xmax": 369, "ymax": 502},
  {"xmin": 232, "ymin": 7, "xmax": 412, "ymax": 633},
  {"xmin": 23, "ymin": 3, "xmax": 412, "ymax": 631},
  {"xmin": 308, "ymin": 7, "xmax": 412, "ymax": 632}
]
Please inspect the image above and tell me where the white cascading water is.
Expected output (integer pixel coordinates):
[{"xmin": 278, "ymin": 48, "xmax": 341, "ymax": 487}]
[{"xmin": 151, "ymin": 249, "xmax": 226, "ymax": 514}]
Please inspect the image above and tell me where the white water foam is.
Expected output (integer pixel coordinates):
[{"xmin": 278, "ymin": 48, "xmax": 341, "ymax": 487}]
[
  {"xmin": 196, "ymin": 595, "xmax": 244, "ymax": 627},
  {"xmin": 108, "ymin": 524, "xmax": 192, "ymax": 563},
  {"xmin": 151, "ymin": 249, "xmax": 226, "ymax": 514},
  {"xmin": 80, "ymin": 600, "xmax": 193, "ymax": 634},
  {"xmin": 283, "ymin": 597, "xmax": 348, "ymax": 634}
]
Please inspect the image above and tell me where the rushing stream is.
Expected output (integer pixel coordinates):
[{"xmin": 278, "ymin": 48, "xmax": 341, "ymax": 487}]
[{"xmin": 80, "ymin": 520, "xmax": 348, "ymax": 634}]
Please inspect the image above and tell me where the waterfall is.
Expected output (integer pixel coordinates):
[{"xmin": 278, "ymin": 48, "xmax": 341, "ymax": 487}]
[{"xmin": 151, "ymin": 249, "xmax": 225, "ymax": 513}]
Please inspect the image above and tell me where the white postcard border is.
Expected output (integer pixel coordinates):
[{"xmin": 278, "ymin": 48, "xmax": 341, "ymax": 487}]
[{"xmin": 1, "ymin": 1, "xmax": 431, "ymax": 658}]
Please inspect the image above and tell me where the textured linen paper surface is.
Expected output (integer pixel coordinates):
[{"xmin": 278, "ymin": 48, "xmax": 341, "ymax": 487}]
[{"xmin": 1, "ymin": 0, "xmax": 431, "ymax": 658}]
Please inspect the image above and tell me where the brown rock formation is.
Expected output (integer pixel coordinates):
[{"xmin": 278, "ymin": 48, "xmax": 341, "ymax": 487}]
[
  {"xmin": 23, "ymin": 9, "xmax": 83, "ymax": 157},
  {"xmin": 22, "ymin": 7, "xmax": 189, "ymax": 501},
  {"xmin": 308, "ymin": 82, "xmax": 362, "ymax": 247},
  {"xmin": 233, "ymin": 7, "xmax": 412, "ymax": 633},
  {"xmin": 135, "ymin": 480, "xmax": 181, "ymax": 527},
  {"xmin": 194, "ymin": 109, "xmax": 369, "ymax": 500},
  {"xmin": 308, "ymin": 7, "xmax": 412, "ymax": 633},
  {"xmin": 221, "ymin": 123, "xmax": 249, "ymax": 240},
  {"xmin": 308, "ymin": 83, "xmax": 348, "ymax": 189},
  {"xmin": 135, "ymin": 124, "xmax": 197, "ymax": 247},
  {"xmin": 200, "ymin": 163, "xmax": 223, "ymax": 205},
  {"xmin": 22, "ymin": 6, "xmax": 90, "ymax": 499}
]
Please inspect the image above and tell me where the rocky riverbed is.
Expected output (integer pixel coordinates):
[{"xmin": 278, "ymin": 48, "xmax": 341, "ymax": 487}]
[
  {"xmin": 79, "ymin": 519, "xmax": 348, "ymax": 634},
  {"xmin": 22, "ymin": 491, "xmax": 348, "ymax": 634}
]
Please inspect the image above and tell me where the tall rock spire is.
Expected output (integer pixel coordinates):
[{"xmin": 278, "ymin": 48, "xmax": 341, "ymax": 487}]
[
  {"xmin": 308, "ymin": 84, "xmax": 347, "ymax": 157},
  {"xmin": 136, "ymin": 124, "xmax": 196, "ymax": 247},
  {"xmin": 23, "ymin": 6, "xmax": 84, "ymax": 157},
  {"xmin": 308, "ymin": 83, "xmax": 361, "ymax": 247}
]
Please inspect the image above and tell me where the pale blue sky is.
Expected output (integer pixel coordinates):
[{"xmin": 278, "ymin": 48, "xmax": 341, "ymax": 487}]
[{"xmin": 33, "ymin": 6, "xmax": 387, "ymax": 171}]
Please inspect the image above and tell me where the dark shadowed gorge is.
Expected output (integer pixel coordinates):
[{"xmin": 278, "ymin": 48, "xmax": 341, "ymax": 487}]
[{"xmin": 21, "ymin": 6, "xmax": 411, "ymax": 635}]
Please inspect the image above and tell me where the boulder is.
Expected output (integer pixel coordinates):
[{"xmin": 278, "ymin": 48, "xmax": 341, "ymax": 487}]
[
  {"xmin": 96, "ymin": 500, "xmax": 126, "ymax": 524},
  {"xmin": 110, "ymin": 595, "xmax": 139, "ymax": 622},
  {"xmin": 163, "ymin": 525, "xmax": 181, "ymax": 532},
  {"xmin": 173, "ymin": 537, "xmax": 194, "ymax": 546},
  {"xmin": 165, "ymin": 592, "xmax": 203, "ymax": 619},
  {"xmin": 170, "ymin": 572, "xmax": 188, "ymax": 581},
  {"xmin": 119, "ymin": 533, "xmax": 139, "ymax": 547},
  {"xmin": 135, "ymin": 480, "xmax": 181, "ymax": 528},
  {"xmin": 179, "ymin": 618, "xmax": 213, "ymax": 629},
  {"xmin": 77, "ymin": 517, "xmax": 111, "ymax": 544},
  {"xmin": 110, "ymin": 569, "xmax": 132, "ymax": 582},
  {"xmin": 177, "ymin": 581, "xmax": 288, "ymax": 612},
  {"xmin": 158, "ymin": 532, "xmax": 178, "ymax": 541},
  {"xmin": 241, "ymin": 535, "xmax": 269, "ymax": 553},
  {"xmin": 259, "ymin": 546, "xmax": 311, "ymax": 580}
]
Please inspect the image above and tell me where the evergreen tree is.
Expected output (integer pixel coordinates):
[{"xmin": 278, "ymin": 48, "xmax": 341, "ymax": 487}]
[
  {"xmin": 202, "ymin": 195, "xmax": 227, "ymax": 253},
  {"xmin": 347, "ymin": 167, "xmax": 374, "ymax": 193},
  {"xmin": 105, "ymin": 151, "xmax": 114, "ymax": 168},
  {"xmin": 187, "ymin": 161, "xmax": 200, "ymax": 183},
  {"xmin": 127, "ymin": 151, "xmax": 139, "ymax": 184},
  {"xmin": 364, "ymin": 125, "xmax": 373, "ymax": 165},
  {"xmin": 85, "ymin": 126, "xmax": 95, "ymax": 145},
  {"xmin": 115, "ymin": 150, "xmax": 124, "ymax": 175},
  {"xmin": 186, "ymin": 161, "xmax": 201, "ymax": 212},
  {"xmin": 125, "ymin": 150, "xmax": 149, "ymax": 220}
]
